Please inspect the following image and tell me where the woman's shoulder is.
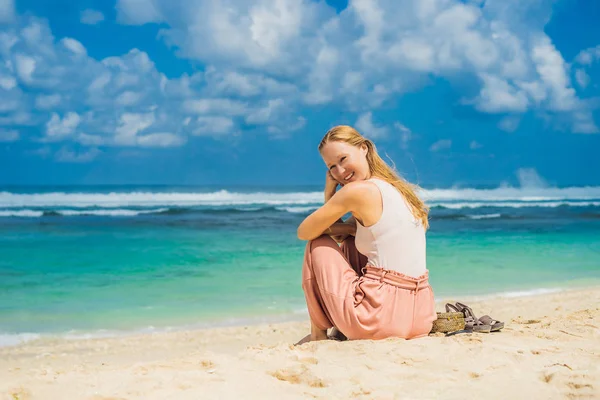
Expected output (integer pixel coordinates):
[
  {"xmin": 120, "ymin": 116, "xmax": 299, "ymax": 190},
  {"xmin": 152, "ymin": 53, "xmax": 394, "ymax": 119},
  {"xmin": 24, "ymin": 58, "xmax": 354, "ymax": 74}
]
[{"xmin": 339, "ymin": 180, "xmax": 381, "ymax": 204}]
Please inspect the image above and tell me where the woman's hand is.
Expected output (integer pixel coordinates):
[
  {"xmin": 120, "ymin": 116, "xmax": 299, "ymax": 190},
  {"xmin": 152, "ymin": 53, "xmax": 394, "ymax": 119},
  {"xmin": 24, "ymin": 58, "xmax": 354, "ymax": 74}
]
[
  {"xmin": 324, "ymin": 171, "xmax": 339, "ymax": 203},
  {"xmin": 325, "ymin": 221, "xmax": 356, "ymax": 243}
]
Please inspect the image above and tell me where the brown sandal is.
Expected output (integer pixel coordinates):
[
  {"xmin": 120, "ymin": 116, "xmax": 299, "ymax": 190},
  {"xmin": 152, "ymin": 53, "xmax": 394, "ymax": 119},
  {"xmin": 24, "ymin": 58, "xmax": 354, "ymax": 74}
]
[
  {"xmin": 477, "ymin": 314, "xmax": 504, "ymax": 332},
  {"xmin": 452, "ymin": 302, "xmax": 492, "ymax": 333}
]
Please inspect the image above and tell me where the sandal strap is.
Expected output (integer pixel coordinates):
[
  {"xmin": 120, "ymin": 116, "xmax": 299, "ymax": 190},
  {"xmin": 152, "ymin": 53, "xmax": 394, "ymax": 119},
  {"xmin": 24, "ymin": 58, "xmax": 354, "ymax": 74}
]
[
  {"xmin": 456, "ymin": 302, "xmax": 479, "ymax": 320},
  {"xmin": 479, "ymin": 315, "xmax": 501, "ymax": 326}
]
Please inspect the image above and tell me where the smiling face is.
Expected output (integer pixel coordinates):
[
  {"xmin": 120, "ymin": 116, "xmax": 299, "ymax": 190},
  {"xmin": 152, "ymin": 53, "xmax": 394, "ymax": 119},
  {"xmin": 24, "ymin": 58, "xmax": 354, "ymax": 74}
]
[{"xmin": 320, "ymin": 140, "xmax": 371, "ymax": 185}]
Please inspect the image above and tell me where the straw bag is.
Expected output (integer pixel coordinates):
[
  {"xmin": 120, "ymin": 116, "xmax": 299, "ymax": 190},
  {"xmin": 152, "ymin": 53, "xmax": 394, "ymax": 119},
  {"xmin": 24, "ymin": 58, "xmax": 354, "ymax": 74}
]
[{"xmin": 430, "ymin": 311, "xmax": 465, "ymax": 333}]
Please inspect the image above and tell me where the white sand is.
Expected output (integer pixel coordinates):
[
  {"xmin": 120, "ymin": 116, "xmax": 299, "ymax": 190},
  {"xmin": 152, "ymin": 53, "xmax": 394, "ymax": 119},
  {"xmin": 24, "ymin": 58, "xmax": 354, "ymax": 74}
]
[{"xmin": 1, "ymin": 287, "xmax": 599, "ymax": 400}]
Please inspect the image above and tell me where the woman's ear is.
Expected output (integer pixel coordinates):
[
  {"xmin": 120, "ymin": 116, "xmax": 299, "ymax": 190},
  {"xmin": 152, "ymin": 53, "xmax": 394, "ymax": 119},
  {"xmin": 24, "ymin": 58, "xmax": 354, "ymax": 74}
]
[{"xmin": 361, "ymin": 143, "xmax": 368, "ymax": 156}]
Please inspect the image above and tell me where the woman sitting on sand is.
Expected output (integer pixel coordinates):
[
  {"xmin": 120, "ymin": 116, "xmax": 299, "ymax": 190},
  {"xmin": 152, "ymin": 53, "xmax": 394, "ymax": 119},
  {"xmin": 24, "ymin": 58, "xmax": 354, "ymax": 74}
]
[{"xmin": 296, "ymin": 125, "xmax": 436, "ymax": 344}]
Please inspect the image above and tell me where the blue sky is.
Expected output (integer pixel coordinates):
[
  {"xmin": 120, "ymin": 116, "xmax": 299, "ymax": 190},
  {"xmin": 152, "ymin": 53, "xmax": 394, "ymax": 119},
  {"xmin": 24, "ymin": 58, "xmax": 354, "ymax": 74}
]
[{"xmin": 0, "ymin": 0, "xmax": 599, "ymax": 187}]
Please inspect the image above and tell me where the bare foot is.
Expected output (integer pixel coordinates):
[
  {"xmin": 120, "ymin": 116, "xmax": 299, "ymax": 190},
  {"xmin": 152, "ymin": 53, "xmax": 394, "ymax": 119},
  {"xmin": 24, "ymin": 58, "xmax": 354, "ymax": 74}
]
[
  {"xmin": 294, "ymin": 321, "xmax": 330, "ymax": 346},
  {"xmin": 294, "ymin": 331, "xmax": 329, "ymax": 346},
  {"xmin": 294, "ymin": 334, "xmax": 312, "ymax": 346}
]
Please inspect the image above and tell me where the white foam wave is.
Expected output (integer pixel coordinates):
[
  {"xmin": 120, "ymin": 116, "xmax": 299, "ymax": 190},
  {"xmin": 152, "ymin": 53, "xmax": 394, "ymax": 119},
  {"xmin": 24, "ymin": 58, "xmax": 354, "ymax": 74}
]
[
  {"xmin": 57, "ymin": 208, "xmax": 168, "ymax": 216},
  {"xmin": 0, "ymin": 333, "xmax": 41, "ymax": 347},
  {"xmin": 0, "ymin": 313, "xmax": 309, "ymax": 348},
  {"xmin": 0, "ymin": 190, "xmax": 323, "ymax": 208},
  {"xmin": 276, "ymin": 206, "xmax": 319, "ymax": 214},
  {"xmin": 421, "ymin": 186, "xmax": 600, "ymax": 202},
  {"xmin": 497, "ymin": 287, "xmax": 564, "ymax": 298},
  {"xmin": 1, "ymin": 186, "xmax": 599, "ymax": 209},
  {"xmin": 431, "ymin": 201, "xmax": 600, "ymax": 209},
  {"xmin": 468, "ymin": 213, "xmax": 502, "ymax": 219},
  {"xmin": 0, "ymin": 208, "xmax": 169, "ymax": 217},
  {"xmin": 0, "ymin": 210, "xmax": 44, "ymax": 217}
]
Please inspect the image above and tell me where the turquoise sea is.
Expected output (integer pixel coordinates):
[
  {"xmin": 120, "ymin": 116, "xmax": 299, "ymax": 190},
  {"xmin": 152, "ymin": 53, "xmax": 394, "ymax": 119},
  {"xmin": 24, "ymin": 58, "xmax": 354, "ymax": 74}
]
[{"xmin": 1, "ymin": 184, "xmax": 600, "ymax": 346}]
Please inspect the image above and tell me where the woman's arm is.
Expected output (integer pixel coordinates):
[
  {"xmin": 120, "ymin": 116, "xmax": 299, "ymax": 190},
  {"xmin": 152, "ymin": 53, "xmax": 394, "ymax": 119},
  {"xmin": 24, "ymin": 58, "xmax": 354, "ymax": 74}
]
[
  {"xmin": 325, "ymin": 220, "xmax": 357, "ymax": 244},
  {"xmin": 326, "ymin": 221, "xmax": 356, "ymax": 237},
  {"xmin": 297, "ymin": 184, "xmax": 362, "ymax": 241}
]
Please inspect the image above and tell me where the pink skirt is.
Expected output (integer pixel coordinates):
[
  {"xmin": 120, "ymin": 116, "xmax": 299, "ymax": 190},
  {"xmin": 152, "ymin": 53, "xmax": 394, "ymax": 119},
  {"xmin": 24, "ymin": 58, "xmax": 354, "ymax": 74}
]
[{"xmin": 301, "ymin": 235, "xmax": 436, "ymax": 340}]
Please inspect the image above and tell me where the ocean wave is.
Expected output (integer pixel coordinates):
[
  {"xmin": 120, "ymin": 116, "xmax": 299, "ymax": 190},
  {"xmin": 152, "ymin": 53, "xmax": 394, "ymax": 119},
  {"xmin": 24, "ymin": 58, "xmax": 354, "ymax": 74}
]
[
  {"xmin": 0, "ymin": 209, "xmax": 169, "ymax": 217},
  {"xmin": 57, "ymin": 208, "xmax": 170, "ymax": 217},
  {"xmin": 1, "ymin": 200, "xmax": 600, "ymax": 219},
  {"xmin": 0, "ymin": 206, "xmax": 313, "ymax": 218},
  {"xmin": 497, "ymin": 288, "xmax": 564, "ymax": 298},
  {"xmin": 1, "ymin": 186, "xmax": 600, "ymax": 217},
  {"xmin": 275, "ymin": 206, "xmax": 319, "ymax": 214},
  {"xmin": 421, "ymin": 186, "xmax": 600, "ymax": 202},
  {"xmin": 468, "ymin": 213, "xmax": 502, "ymax": 220},
  {"xmin": 0, "ymin": 333, "xmax": 41, "ymax": 347},
  {"xmin": 2, "ymin": 185, "xmax": 600, "ymax": 209},
  {"xmin": 0, "ymin": 190, "xmax": 323, "ymax": 208},
  {"xmin": 430, "ymin": 201, "xmax": 600, "ymax": 209},
  {"xmin": 0, "ymin": 210, "xmax": 44, "ymax": 217},
  {"xmin": 0, "ymin": 313, "xmax": 308, "ymax": 348}
]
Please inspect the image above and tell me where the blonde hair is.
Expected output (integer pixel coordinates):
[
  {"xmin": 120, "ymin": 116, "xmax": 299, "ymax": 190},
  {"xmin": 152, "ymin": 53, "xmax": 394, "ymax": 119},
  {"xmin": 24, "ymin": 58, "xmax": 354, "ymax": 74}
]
[{"xmin": 319, "ymin": 125, "xmax": 429, "ymax": 229}]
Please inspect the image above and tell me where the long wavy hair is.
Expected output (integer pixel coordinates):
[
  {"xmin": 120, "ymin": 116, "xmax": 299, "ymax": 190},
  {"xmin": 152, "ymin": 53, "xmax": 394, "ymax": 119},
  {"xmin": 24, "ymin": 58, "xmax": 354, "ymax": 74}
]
[{"xmin": 319, "ymin": 125, "xmax": 429, "ymax": 229}]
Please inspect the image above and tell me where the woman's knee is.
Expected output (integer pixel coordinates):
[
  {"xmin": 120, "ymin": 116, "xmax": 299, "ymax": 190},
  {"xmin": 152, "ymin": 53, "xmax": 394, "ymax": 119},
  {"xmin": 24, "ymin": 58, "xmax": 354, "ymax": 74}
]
[{"xmin": 307, "ymin": 234, "xmax": 336, "ymax": 251}]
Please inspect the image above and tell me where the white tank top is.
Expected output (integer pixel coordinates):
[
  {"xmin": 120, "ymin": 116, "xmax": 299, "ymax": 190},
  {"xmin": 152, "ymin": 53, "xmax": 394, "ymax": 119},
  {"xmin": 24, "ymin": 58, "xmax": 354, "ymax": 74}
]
[{"xmin": 354, "ymin": 177, "xmax": 427, "ymax": 278}]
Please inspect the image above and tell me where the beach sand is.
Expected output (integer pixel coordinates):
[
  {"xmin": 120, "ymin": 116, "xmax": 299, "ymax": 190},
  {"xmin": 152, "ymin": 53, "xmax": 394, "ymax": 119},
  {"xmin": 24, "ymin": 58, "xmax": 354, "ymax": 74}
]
[{"xmin": 1, "ymin": 288, "xmax": 599, "ymax": 400}]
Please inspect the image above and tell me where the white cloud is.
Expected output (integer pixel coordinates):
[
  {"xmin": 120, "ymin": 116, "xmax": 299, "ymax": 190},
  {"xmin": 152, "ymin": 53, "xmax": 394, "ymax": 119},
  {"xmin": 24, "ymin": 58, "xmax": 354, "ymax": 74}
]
[
  {"xmin": 498, "ymin": 116, "xmax": 521, "ymax": 132},
  {"xmin": 430, "ymin": 139, "xmax": 452, "ymax": 152},
  {"xmin": 55, "ymin": 147, "xmax": 101, "ymax": 163},
  {"xmin": 516, "ymin": 167, "xmax": 547, "ymax": 188},
  {"xmin": 118, "ymin": 0, "xmax": 331, "ymax": 73},
  {"xmin": 572, "ymin": 45, "xmax": 599, "ymax": 94},
  {"xmin": 470, "ymin": 140, "xmax": 482, "ymax": 150},
  {"xmin": 355, "ymin": 112, "xmax": 388, "ymax": 139},
  {"xmin": 575, "ymin": 69, "xmax": 590, "ymax": 89},
  {"xmin": 45, "ymin": 112, "xmax": 81, "ymax": 140},
  {"xmin": 115, "ymin": 112, "xmax": 155, "ymax": 143},
  {"xmin": 475, "ymin": 74, "xmax": 528, "ymax": 113},
  {"xmin": 394, "ymin": 122, "xmax": 412, "ymax": 149},
  {"xmin": 104, "ymin": 113, "xmax": 187, "ymax": 147},
  {"xmin": 0, "ymin": 17, "xmax": 269, "ymax": 145},
  {"xmin": 0, "ymin": 0, "xmax": 15, "ymax": 23},
  {"xmin": 530, "ymin": 36, "xmax": 577, "ymax": 112},
  {"xmin": 35, "ymin": 94, "xmax": 61, "ymax": 110},
  {"xmin": 0, "ymin": 111, "xmax": 33, "ymax": 126},
  {"xmin": 14, "ymin": 54, "xmax": 36, "ymax": 84},
  {"xmin": 572, "ymin": 111, "xmax": 599, "ymax": 134},
  {"xmin": 0, "ymin": 96, "xmax": 20, "ymax": 112},
  {"xmin": 193, "ymin": 116, "xmax": 235, "ymax": 136},
  {"xmin": 183, "ymin": 98, "xmax": 248, "ymax": 116},
  {"xmin": 88, "ymin": 73, "xmax": 111, "ymax": 93},
  {"xmin": 0, "ymin": 75, "xmax": 17, "ymax": 90},
  {"xmin": 575, "ymin": 45, "xmax": 600, "ymax": 65},
  {"xmin": 80, "ymin": 9, "xmax": 105, "ymax": 25},
  {"xmin": 388, "ymin": 37, "xmax": 436, "ymax": 72},
  {"xmin": 204, "ymin": 68, "xmax": 297, "ymax": 98},
  {"xmin": 116, "ymin": 91, "xmax": 143, "ymax": 106},
  {"xmin": 136, "ymin": 132, "xmax": 185, "ymax": 147},
  {"xmin": 245, "ymin": 99, "xmax": 284, "ymax": 124},
  {"xmin": 266, "ymin": 116, "xmax": 306, "ymax": 137},
  {"xmin": 76, "ymin": 133, "xmax": 105, "ymax": 146},
  {"xmin": 60, "ymin": 38, "xmax": 87, "ymax": 56},
  {"xmin": 247, "ymin": 0, "xmax": 305, "ymax": 60},
  {"xmin": 0, "ymin": 128, "xmax": 19, "ymax": 142},
  {"xmin": 0, "ymin": 3, "xmax": 595, "ymax": 154},
  {"xmin": 303, "ymin": 45, "xmax": 339, "ymax": 105},
  {"xmin": 116, "ymin": 0, "xmax": 163, "ymax": 25}
]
